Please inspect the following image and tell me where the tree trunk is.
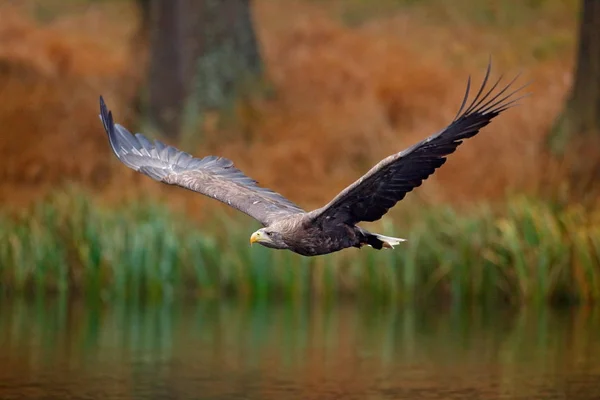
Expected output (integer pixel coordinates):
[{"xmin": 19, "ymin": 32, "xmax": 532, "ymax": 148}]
[
  {"xmin": 546, "ymin": 0, "xmax": 600, "ymax": 200},
  {"xmin": 144, "ymin": 0, "xmax": 263, "ymax": 139}
]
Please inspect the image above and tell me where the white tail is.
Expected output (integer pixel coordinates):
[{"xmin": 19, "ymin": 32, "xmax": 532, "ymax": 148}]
[{"xmin": 373, "ymin": 233, "xmax": 407, "ymax": 249}]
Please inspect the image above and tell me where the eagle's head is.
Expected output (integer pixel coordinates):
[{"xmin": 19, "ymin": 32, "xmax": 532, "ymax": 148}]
[{"xmin": 249, "ymin": 227, "xmax": 288, "ymax": 250}]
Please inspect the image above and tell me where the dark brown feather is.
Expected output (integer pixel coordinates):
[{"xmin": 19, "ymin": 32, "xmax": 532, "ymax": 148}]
[{"xmin": 310, "ymin": 61, "xmax": 529, "ymax": 225}]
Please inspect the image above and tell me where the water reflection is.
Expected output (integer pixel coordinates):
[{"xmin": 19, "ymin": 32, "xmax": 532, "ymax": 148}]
[{"xmin": 0, "ymin": 297, "xmax": 599, "ymax": 399}]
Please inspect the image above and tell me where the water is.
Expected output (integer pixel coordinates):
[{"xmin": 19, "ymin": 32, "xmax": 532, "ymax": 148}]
[{"xmin": 0, "ymin": 298, "xmax": 599, "ymax": 400}]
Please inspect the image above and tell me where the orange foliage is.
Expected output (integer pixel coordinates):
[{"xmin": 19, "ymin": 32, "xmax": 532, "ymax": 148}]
[
  {"xmin": 0, "ymin": 0, "xmax": 579, "ymax": 218},
  {"xmin": 0, "ymin": 3, "xmax": 143, "ymax": 208}
]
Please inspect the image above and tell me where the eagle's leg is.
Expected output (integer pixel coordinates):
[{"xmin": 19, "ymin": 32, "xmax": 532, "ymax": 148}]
[{"xmin": 355, "ymin": 234, "xmax": 384, "ymax": 250}]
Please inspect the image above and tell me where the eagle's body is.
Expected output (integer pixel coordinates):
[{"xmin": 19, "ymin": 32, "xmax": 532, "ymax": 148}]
[
  {"xmin": 253, "ymin": 214, "xmax": 396, "ymax": 256},
  {"xmin": 98, "ymin": 62, "xmax": 527, "ymax": 257}
]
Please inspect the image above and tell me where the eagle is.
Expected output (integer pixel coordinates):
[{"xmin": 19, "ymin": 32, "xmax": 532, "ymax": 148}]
[{"xmin": 99, "ymin": 62, "xmax": 526, "ymax": 257}]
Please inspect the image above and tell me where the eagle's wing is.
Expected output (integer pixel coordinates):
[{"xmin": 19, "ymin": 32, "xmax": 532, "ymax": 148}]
[
  {"xmin": 99, "ymin": 97, "xmax": 304, "ymax": 226},
  {"xmin": 310, "ymin": 61, "xmax": 528, "ymax": 225}
]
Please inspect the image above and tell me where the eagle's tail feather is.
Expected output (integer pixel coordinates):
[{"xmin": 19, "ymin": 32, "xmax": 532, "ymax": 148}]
[{"xmin": 370, "ymin": 233, "xmax": 407, "ymax": 249}]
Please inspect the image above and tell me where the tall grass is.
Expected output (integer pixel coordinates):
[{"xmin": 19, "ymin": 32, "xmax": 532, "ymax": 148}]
[{"xmin": 0, "ymin": 188, "xmax": 598, "ymax": 305}]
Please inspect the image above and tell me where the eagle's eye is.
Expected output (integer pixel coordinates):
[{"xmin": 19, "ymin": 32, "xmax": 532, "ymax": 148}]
[{"xmin": 265, "ymin": 231, "xmax": 272, "ymax": 236}]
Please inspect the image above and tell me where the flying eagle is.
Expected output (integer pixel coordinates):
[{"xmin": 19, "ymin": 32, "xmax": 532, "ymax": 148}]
[{"xmin": 99, "ymin": 62, "xmax": 526, "ymax": 257}]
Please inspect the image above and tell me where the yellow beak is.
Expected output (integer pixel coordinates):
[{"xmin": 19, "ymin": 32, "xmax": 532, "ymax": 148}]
[{"xmin": 250, "ymin": 232, "xmax": 260, "ymax": 245}]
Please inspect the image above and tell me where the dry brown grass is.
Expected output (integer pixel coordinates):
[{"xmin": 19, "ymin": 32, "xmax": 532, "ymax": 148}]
[
  {"xmin": 0, "ymin": 0, "xmax": 585, "ymax": 218},
  {"xmin": 0, "ymin": 2, "xmax": 143, "ymax": 207}
]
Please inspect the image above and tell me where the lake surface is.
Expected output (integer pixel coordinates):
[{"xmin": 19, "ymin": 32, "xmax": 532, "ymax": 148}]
[{"xmin": 0, "ymin": 298, "xmax": 599, "ymax": 400}]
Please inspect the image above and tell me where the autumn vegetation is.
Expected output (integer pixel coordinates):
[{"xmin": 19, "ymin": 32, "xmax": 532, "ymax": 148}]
[{"xmin": 0, "ymin": 0, "xmax": 597, "ymax": 304}]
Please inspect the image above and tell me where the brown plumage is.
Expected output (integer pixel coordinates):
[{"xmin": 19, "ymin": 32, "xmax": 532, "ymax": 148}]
[{"xmin": 99, "ymin": 62, "xmax": 527, "ymax": 257}]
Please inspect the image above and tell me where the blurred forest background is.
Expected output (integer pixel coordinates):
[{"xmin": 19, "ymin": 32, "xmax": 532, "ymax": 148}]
[{"xmin": 0, "ymin": 0, "xmax": 599, "ymax": 305}]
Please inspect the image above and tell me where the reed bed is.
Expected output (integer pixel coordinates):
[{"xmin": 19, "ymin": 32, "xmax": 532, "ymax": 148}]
[{"xmin": 0, "ymin": 188, "xmax": 598, "ymax": 306}]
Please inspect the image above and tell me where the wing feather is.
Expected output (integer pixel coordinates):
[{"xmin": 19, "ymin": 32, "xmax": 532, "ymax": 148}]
[
  {"xmin": 310, "ymin": 61, "xmax": 529, "ymax": 225},
  {"xmin": 99, "ymin": 97, "xmax": 304, "ymax": 226}
]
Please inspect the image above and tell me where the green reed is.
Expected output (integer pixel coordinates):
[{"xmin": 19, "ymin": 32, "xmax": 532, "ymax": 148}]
[{"xmin": 0, "ymin": 188, "xmax": 598, "ymax": 305}]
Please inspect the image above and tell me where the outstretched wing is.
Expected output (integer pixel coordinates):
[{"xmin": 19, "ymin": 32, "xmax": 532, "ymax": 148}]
[
  {"xmin": 99, "ymin": 97, "xmax": 304, "ymax": 226},
  {"xmin": 310, "ymin": 61, "xmax": 528, "ymax": 225}
]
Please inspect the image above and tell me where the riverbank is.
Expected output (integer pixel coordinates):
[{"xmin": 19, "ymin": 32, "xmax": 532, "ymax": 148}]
[{"xmin": 1, "ymin": 188, "xmax": 597, "ymax": 305}]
